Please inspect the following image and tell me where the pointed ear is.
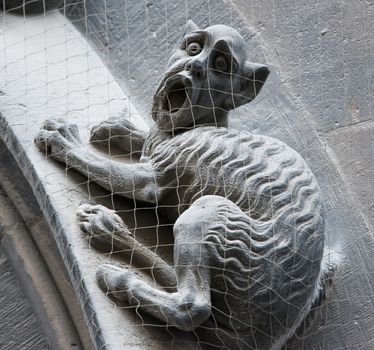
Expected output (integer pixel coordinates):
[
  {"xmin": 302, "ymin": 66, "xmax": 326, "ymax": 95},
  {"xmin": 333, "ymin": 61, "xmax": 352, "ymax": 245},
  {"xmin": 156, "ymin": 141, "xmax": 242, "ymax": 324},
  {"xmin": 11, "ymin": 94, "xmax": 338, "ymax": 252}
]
[
  {"xmin": 228, "ymin": 61, "xmax": 270, "ymax": 110},
  {"xmin": 185, "ymin": 20, "xmax": 199, "ymax": 34}
]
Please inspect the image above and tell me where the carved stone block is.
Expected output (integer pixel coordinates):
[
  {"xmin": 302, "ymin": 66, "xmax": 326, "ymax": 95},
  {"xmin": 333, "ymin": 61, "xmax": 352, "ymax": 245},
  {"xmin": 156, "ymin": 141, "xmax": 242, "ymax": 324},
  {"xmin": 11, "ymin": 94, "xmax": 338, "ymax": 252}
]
[{"xmin": 34, "ymin": 21, "xmax": 336, "ymax": 349}]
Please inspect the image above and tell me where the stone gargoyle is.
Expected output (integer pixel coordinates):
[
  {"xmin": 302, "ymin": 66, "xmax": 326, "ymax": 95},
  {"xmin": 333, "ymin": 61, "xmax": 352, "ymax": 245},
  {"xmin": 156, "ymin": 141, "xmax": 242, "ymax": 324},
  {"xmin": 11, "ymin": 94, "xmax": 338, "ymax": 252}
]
[{"xmin": 35, "ymin": 21, "xmax": 335, "ymax": 350}]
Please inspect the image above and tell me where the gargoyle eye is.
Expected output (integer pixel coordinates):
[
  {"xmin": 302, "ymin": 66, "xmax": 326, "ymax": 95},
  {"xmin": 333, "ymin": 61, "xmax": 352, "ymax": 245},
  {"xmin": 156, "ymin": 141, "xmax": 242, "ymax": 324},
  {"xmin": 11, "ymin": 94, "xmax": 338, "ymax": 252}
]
[
  {"xmin": 187, "ymin": 42, "xmax": 202, "ymax": 56},
  {"xmin": 214, "ymin": 55, "xmax": 229, "ymax": 73}
]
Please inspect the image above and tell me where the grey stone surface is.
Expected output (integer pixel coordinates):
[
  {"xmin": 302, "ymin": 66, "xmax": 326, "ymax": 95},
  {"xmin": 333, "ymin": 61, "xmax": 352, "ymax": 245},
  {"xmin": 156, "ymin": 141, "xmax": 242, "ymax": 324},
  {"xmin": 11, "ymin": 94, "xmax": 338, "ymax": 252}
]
[
  {"xmin": 0, "ymin": 181, "xmax": 83, "ymax": 349},
  {"xmin": 65, "ymin": 1, "xmax": 374, "ymax": 349},
  {"xmin": 0, "ymin": 246, "xmax": 48, "ymax": 350},
  {"xmin": 326, "ymin": 121, "xmax": 374, "ymax": 229},
  {"xmin": 232, "ymin": 0, "xmax": 374, "ymax": 134}
]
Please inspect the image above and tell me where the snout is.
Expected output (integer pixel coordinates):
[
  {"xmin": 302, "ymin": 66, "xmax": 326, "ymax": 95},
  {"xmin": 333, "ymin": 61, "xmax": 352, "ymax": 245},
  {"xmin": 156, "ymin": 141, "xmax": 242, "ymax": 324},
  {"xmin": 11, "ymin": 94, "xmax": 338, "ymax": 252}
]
[{"xmin": 185, "ymin": 60, "xmax": 206, "ymax": 80}]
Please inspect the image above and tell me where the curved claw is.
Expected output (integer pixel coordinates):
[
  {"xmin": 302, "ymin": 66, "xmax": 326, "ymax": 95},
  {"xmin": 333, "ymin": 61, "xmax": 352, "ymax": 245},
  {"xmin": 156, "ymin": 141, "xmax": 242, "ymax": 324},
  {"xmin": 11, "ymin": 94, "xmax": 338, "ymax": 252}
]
[{"xmin": 76, "ymin": 203, "xmax": 132, "ymax": 251}]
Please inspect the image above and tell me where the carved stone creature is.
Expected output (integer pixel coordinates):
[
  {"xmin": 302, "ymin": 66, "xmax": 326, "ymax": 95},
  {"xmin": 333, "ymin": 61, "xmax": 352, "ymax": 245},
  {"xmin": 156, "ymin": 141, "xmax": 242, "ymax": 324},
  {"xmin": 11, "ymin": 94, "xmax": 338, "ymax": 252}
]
[{"xmin": 35, "ymin": 21, "xmax": 332, "ymax": 349}]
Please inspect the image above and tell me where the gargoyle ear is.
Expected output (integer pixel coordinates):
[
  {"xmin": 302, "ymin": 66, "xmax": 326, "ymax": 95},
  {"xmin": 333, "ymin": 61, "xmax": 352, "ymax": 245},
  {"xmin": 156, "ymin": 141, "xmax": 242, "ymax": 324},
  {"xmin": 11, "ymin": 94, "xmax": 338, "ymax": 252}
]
[
  {"xmin": 229, "ymin": 61, "xmax": 270, "ymax": 110},
  {"xmin": 185, "ymin": 19, "xmax": 199, "ymax": 34}
]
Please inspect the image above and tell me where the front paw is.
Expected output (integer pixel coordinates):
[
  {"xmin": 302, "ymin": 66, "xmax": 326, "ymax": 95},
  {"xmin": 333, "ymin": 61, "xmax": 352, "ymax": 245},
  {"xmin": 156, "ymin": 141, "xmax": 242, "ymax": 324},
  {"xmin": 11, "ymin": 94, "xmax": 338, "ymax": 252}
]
[
  {"xmin": 34, "ymin": 118, "xmax": 82, "ymax": 159},
  {"xmin": 90, "ymin": 118, "xmax": 134, "ymax": 143},
  {"xmin": 90, "ymin": 118, "xmax": 144, "ymax": 154},
  {"xmin": 77, "ymin": 204, "xmax": 131, "ymax": 251}
]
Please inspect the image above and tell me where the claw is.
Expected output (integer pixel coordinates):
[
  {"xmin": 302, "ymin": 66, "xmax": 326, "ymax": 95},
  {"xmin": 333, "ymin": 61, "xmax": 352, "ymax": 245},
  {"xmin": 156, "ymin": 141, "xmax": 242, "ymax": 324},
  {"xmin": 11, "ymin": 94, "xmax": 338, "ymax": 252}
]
[
  {"xmin": 79, "ymin": 221, "xmax": 91, "ymax": 234},
  {"xmin": 37, "ymin": 117, "xmax": 82, "ymax": 145},
  {"xmin": 76, "ymin": 203, "xmax": 131, "ymax": 250}
]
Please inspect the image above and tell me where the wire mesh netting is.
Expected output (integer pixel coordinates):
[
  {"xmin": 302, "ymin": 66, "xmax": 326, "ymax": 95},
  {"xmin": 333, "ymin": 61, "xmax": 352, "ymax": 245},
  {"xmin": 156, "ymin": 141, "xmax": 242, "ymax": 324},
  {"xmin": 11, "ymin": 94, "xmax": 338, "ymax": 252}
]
[{"xmin": 1, "ymin": 1, "xmax": 374, "ymax": 349}]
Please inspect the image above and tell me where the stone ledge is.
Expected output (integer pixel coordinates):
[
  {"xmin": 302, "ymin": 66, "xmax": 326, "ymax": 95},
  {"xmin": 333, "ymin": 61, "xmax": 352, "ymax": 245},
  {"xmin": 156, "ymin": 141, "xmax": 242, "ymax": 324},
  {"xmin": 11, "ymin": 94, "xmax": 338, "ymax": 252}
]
[{"xmin": 0, "ymin": 11, "xmax": 195, "ymax": 349}]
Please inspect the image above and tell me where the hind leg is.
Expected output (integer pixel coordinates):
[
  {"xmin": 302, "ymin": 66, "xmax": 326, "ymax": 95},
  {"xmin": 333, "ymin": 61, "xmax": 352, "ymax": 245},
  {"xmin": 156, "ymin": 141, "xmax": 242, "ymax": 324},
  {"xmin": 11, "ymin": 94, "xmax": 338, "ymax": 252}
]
[
  {"xmin": 77, "ymin": 204, "xmax": 176, "ymax": 288},
  {"xmin": 97, "ymin": 195, "xmax": 237, "ymax": 331}
]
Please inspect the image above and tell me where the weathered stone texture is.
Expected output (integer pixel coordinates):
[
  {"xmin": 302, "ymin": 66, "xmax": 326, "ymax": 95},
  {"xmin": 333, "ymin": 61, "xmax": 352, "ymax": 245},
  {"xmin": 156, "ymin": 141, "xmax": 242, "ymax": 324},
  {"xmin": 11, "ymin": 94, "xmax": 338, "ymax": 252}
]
[{"xmin": 0, "ymin": 247, "xmax": 47, "ymax": 350}]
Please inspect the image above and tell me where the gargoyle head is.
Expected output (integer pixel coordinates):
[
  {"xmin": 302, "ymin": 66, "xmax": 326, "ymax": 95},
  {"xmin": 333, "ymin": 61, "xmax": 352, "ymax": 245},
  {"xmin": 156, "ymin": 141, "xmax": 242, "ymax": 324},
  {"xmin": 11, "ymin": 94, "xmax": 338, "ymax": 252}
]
[{"xmin": 152, "ymin": 20, "xmax": 270, "ymax": 132}]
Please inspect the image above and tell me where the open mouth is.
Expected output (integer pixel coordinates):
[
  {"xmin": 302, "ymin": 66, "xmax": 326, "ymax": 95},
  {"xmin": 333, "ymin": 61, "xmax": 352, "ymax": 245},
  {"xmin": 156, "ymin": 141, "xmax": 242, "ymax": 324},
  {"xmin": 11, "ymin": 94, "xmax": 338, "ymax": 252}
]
[
  {"xmin": 165, "ymin": 82, "xmax": 187, "ymax": 113},
  {"xmin": 159, "ymin": 75, "xmax": 192, "ymax": 115}
]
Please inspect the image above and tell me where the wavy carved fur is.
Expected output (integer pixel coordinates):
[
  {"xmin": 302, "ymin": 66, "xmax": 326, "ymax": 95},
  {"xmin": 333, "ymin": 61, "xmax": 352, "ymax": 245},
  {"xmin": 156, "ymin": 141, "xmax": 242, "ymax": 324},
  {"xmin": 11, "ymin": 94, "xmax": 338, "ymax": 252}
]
[{"xmin": 143, "ymin": 125, "xmax": 326, "ymax": 348}]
